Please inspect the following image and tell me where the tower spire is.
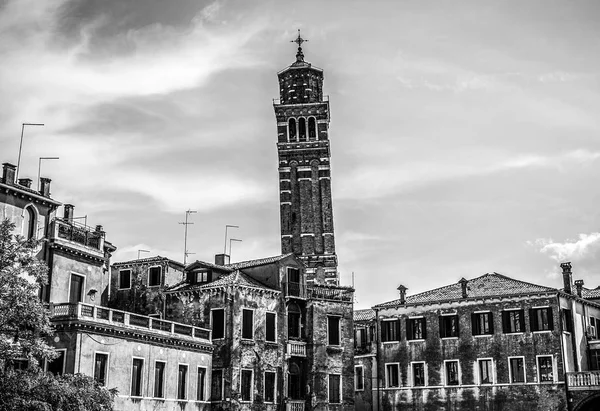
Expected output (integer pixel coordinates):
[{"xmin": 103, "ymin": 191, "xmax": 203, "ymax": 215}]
[{"xmin": 290, "ymin": 29, "xmax": 308, "ymax": 62}]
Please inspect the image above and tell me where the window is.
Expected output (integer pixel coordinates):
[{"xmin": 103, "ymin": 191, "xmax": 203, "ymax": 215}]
[
  {"xmin": 119, "ymin": 269, "xmax": 131, "ymax": 289},
  {"xmin": 69, "ymin": 274, "xmax": 84, "ymax": 303},
  {"xmin": 288, "ymin": 362, "xmax": 302, "ymax": 400},
  {"xmin": 287, "ymin": 268, "xmax": 301, "ymax": 297},
  {"xmin": 412, "ymin": 362, "xmax": 425, "ymax": 387},
  {"xmin": 509, "ymin": 357, "xmax": 525, "ymax": 383},
  {"xmin": 154, "ymin": 362, "xmax": 165, "ymax": 398},
  {"xmin": 299, "ymin": 117, "xmax": 307, "ymax": 141},
  {"xmin": 241, "ymin": 369, "xmax": 253, "ymax": 402},
  {"xmin": 385, "ymin": 363, "xmax": 400, "ymax": 388},
  {"xmin": 355, "ymin": 366, "xmax": 364, "ymax": 391},
  {"xmin": 47, "ymin": 349, "xmax": 65, "ymax": 376},
  {"xmin": 264, "ymin": 371, "xmax": 276, "ymax": 403},
  {"xmin": 212, "ymin": 309, "xmax": 225, "ymax": 339},
  {"xmin": 530, "ymin": 307, "xmax": 553, "ymax": 332},
  {"xmin": 308, "ymin": 117, "xmax": 317, "ymax": 140},
  {"xmin": 190, "ymin": 270, "xmax": 211, "ymax": 284},
  {"xmin": 196, "ymin": 367, "xmax": 206, "ymax": 401},
  {"xmin": 382, "ymin": 319, "xmax": 400, "ymax": 342},
  {"xmin": 590, "ymin": 317, "xmax": 598, "ymax": 338},
  {"xmin": 440, "ymin": 315, "xmax": 459, "ymax": 338},
  {"xmin": 266, "ymin": 312, "xmax": 276, "ymax": 342},
  {"xmin": 242, "ymin": 309, "xmax": 254, "ymax": 340},
  {"xmin": 148, "ymin": 266, "xmax": 161, "ymax": 287},
  {"xmin": 445, "ymin": 361, "xmax": 460, "ymax": 386},
  {"xmin": 355, "ymin": 327, "xmax": 367, "ymax": 349},
  {"xmin": 478, "ymin": 359, "xmax": 493, "ymax": 384},
  {"xmin": 502, "ymin": 310, "xmax": 525, "ymax": 333},
  {"xmin": 472, "ymin": 312, "xmax": 494, "ymax": 336},
  {"xmin": 23, "ymin": 206, "xmax": 36, "ymax": 239},
  {"xmin": 288, "ymin": 118, "xmax": 297, "ymax": 141},
  {"xmin": 328, "ymin": 316, "xmax": 341, "ymax": 345},
  {"xmin": 537, "ymin": 356, "xmax": 554, "ymax": 382},
  {"xmin": 93, "ymin": 353, "xmax": 108, "ymax": 386},
  {"xmin": 407, "ymin": 318, "xmax": 426, "ymax": 340},
  {"xmin": 288, "ymin": 302, "xmax": 301, "ymax": 339},
  {"xmin": 13, "ymin": 359, "xmax": 28, "ymax": 370},
  {"xmin": 177, "ymin": 365, "xmax": 188, "ymax": 399},
  {"xmin": 211, "ymin": 369, "xmax": 223, "ymax": 401},
  {"xmin": 131, "ymin": 358, "xmax": 144, "ymax": 397},
  {"xmin": 562, "ymin": 308, "xmax": 574, "ymax": 333},
  {"xmin": 328, "ymin": 374, "xmax": 341, "ymax": 404},
  {"xmin": 591, "ymin": 350, "xmax": 600, "ymax": 371}
]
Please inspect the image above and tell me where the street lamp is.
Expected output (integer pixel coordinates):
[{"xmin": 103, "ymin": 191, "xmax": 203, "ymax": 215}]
[
  {"xmin": 38, "ymin": 157, "xmax": 59, "ymax": 190},
  {"xmin": 16, "ymin": 123, "xmax": 44, "ymax": 181}
]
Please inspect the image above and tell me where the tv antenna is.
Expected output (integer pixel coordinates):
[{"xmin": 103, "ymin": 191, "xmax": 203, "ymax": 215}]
[{"xmin": 179, "ymin": 209, "xmax": 197, "ymax": 265}]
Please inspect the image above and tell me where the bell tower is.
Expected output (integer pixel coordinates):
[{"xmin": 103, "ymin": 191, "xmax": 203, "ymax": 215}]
[{"xmin": 273, "ymin": 31, "xmax": 338, "ymax": 284}]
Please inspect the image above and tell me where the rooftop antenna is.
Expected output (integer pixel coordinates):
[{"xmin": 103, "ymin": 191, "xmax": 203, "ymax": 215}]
[
  {"xmin": 38, "ymin": 157, "xmax": 59, "ymax": 190},
  {"xmin": 224, "ymin": 225, "xmax": 239, "ymax": 255},
  {"xmin": 179, "ymin": 209, "xmax": 197, "ymax": 265},
  {"xmin": 16, "ymin": 123, "xmax": 44, "ymax": 181},
  {"xmin": 229, "ymin": 238, "xmax": 242, "ymax": 261}
]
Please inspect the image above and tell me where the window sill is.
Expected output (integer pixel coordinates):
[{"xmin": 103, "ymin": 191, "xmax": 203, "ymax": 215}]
[
  {"xmin": 327, "ymin": 346, "xmax": 343, "ymax": 354},
  {"xmin": 382, "ymin": 341, "xmax": 399, "ymax": 344},
  {"xmin": 241, "ymin": 339, "xmax": 255, "ymax": 345},
  {"xmin": 407, "ymin": 339, "xmax": 426, "ymax": 343},
  {"xmin": 473, "ymin": 334, "xmax": 493, "ymax": 338},
  {"xmin": 441, "ymin": 337, "xmax": 459, "ymax": 340},
  {"xmin": 532, "ymin": 330, "xmax": 552, "ymax": 334},
  {"xmin": 503, "ymin": 332, "xmax": 525, "ymax": 335}
]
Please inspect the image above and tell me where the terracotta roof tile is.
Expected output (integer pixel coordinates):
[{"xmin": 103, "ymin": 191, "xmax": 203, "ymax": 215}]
[
  {"xmin": 112, "ymin": 255, "xmax": 185, "ymax": 269},
  {"xmin": 167, "ymin": 270, "xmax": 277, "ymax": 293},
  {"xmin": 226, "ymin": 253, "xmax": 295, "ymax": 270},
  {"xmin": 354, "ymin": 309, "xmax": 375, "ymax": 322}
]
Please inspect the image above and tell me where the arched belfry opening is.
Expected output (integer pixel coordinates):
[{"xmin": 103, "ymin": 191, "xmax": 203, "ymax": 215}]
[
  {"xmin": 308, "ymin": 117, "xmax": 316, "ymax": 140},
  {"xmin": 288, "ymin": 118, "xmax": 297, "ymax": 141}
]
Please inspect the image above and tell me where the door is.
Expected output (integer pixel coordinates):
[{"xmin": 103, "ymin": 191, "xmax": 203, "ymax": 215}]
[{"xmin": 69, "ymin": 274, "xmax": 84, "ymax": 303}]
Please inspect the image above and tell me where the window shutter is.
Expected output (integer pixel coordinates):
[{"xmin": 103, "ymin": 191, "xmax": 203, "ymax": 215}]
[
  {"xmin": 529, "ymin": 308, "xmax": 537, "ymax": 331},
  {"xmin": 439, "ymin": 316, "xmax": 445, "ymax": 337},
  {"xmin": 518, "ymin": 310, "xmax": 525, "ymax": 332},
  {"xmin": 394, "ymin": 320, "xmax": 400, "ymax": 341},
  {"xmin": 547, "ymin": 308, "xmax": 554, "ymax": 331},
  {"xmin": 501, "ymin": 312, "xmax": 509, "ymax": 333},
  {"xmin": 488, "ymin": 313, "xmax": 494, "ymax": 334},
  {"xmin": 406, "ymin": 319, "xmax": 413, "ymax": 340},
  {"xmin": 422, "ymin": 319, "xmax": 427, "ymax": 339},
  {"xmin": 471, "ymin": 313, "xmax": 479, "ymax": 335},
  {"xmin": 455, "ymin": 316, "xmax": 460, "ymax": 336}
]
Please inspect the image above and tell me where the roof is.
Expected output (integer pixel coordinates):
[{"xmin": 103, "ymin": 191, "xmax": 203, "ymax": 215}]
[
  {"xmin": 354, "ymin": 309, "xmax": 375, "ymax": 322},
  {"xmin": 186, "ymin": 260, "xmax": 233, "ymax": 273},
  {"xmin": 374, "ymin": 273, "xmax": 557, "ymax": 309},
  {"xmin": 112, "ymin": 256, "xmax": 185, "ymax": 270},
  {"xmin": 226, "ymin": 253, "xmax": 296, "ymax": 270},
  {"xmin": 582, "ymin": 287, "xmax": 600, "ymax": 300},
  {"xmin": 167, "ymin": 270, "xmax": 277, "ymax": 293}
]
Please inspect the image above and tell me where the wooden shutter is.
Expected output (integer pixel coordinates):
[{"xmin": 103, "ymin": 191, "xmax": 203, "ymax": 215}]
[
  {"xmin": 547, "ymin": 308, "xmax": 554, "ymax": 331},
  {"xmin": 471, "ymin": 313, "xmax": 479, "ymax": 335},
  {"xmin": 488, "ymin": 313, "xmax": 494, "ymax": 334},
  {"xmin": 406, "ymin": 319, "xmax": 413, "ymax": 340},
  {"xmin": 529, "ymin": 308, "xmax": 537, "ymax": 331},
  {"xmin": 422, "ymin": 319, "xmax": 427, "ymax": 339},
  {"xmin": 501, "ymin": 312, "xmax": 509, "ymax": 333},
  {"xmin": 439, "ymin": 316, "xmax": 445, "ymax": 338}
]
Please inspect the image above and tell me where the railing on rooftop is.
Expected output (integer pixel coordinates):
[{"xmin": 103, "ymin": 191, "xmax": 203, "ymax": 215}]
[
  {"xmin": 287, "ymin": 340, "xmax": 306, "ymax": 357},
  {"xmin": 307, "ymin": 285, "xmax": 353, "ymax": 302},
  {"xmin": 51, "ymin": 218, "xmax": 103, "ymax": 251},
  {"xmin": 48, "ymin": 302, "xmax": 211, "ymax": 341},
  {"xmin": 566, "ymin": 371, "xmax": 600, "ymax": 390}
]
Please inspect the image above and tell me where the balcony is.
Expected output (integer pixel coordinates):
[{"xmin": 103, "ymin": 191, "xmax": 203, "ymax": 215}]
[
  {"xmin": 287, "ymin": 340, "xmax": 306, "ymax": 357},
  {"xmin": 49, "ymin": 302, "xmax": 211, "ymax": 342},
  {"xmin": 566, "ymin": 372, "xmax": 600, "ymax": 391},
  {"xmin": 286, "ymin": 400, "xmax": 305, "ymax": 411},
  {"xmin": 49, "ymin": 218, "xmax": 104, "ymax": 258},
  {"xmin": 284, "ymin": 281, "xmax": 306, "ymax": 299},
  {"xmin": 307, "ymin": 285, "xmax": 353, "ymax": 302}
]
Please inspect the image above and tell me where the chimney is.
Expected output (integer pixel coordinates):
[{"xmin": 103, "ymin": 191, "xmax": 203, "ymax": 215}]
[
  {"xmin": 39, "ymin": 177, "xmax": 51, "ymax": 197},
  {"xmin": 459, "ymin": 278, "xmax": 468, "ymax": 298},
  {"xmin": 215, "ymin": 253, "xmax": 230, "ymax": 266},
  {"xmin": 574, "ymin": 279, "xmax": 584, "ymax": 298},
  {"xmin": 397, "ymin": 285, "xmax": 407, "ymax": 304},
  {"xmin": 95, "ymin": 225, "xmax": 104, "ymax": 234},
  {"xmin": 561, "ymin": 262, "xmax": 572, "ymax": 294},
  {"xmin": 63, "ymin": 204, "xmax": 74, "ymax": 222},
  {"xmin": 18, "ymin": 178, "xmax": 32, "ymax": 188},
  {"xmin": 2, "ymin": 163, "xmax": 16, "ymax": 185}
]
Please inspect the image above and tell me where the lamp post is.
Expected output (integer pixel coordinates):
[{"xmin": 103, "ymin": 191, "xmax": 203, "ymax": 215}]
[
  {"xmin": 38, "ymin": 157, "xmax": 59, "ymax": 190},
  {"xmin": 16, "ymin": 123, "xmax": 44, "ymax": 181}
]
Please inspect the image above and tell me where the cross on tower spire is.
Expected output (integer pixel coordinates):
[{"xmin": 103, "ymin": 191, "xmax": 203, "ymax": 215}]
[{"xmin": 291, "ymin": 29, "xmax": 308, "ymax": 62}]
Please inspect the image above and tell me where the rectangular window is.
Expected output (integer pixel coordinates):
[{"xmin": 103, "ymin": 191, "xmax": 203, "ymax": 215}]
[
  {"xmin": 93, "ymin": 353, "xmax": 108, "ymax": 386},
  {"xmin": 131, "ymin": 358, "xmax": 144, "ymax": 397},
  {"xmin": 381, "ymin": 319, "xmax": 400, "ymax": 342},
  {"xmin": 69, "ymin": 274, "xmax": 84, "ymax": 303},
  {"xmin": 197, "ymin": 367, "xmax": 206, "ymax": 401},
  {"xmin": 241, "ymin": 369, "xmax": 253, "ymax": 402},
  {"xmin": 178, "ymin": 364, "xmax": 188, "ymax": 400},
  {"xmin": 328, "ymin": 316, "xmax": 341, "ymax": 345},
  {"xmin": 412, "ymin": 362, "xmax": 425, "ymax": 387},
  {"xmin": 439, "ymin": 315, "xmax": 459, "ymax": 338},
  {"xmin": 385, "ymin": 363, "xmax": 400, "ymax": 388},
  {"xmin": 355, "ymin": 366, "xmax": 364, "ymax": 391},
  {"xmin": 47, "ymin": 349, "xmax": 65, "ymax": 376},
  {"xmin": 502, "ymin": 310, "xmax": 525, "ymax": 333},
  {"xmin": 478, "ymin": 359, "xmax": 493, "ymax": 384},
  {"xmin": 212, "ymin": 309, "xmax": 225, "ymax": 339},
  {"xmin": 211, "ymin": 369, "xmax": 223, "ymax": 401},
  {"xmin": 538, "ymin": 356, "xmax": 554, "ymax": 382},
  {"xmin": 119, "ymin": 269, "xmax": 131, "ymax": 289},
  {"xmin": 287, "ymin": 267, "xmax": 301, "ymax": 297},
  {"xmin": 591, "ymin": 350, "xmax": 600, "ymax": 371},
  {"xmin": 445, "ymin": 361, "xmax": 459, "ymax": 386},
  {"xmin": 266, "ymin": 312, "xmax": 276, "ymax": 342},
  {"xmin": 264, "ymin": 371, "xmax": 276, "ymax": 403},
  {"xmin": 562, "ymin": 308, "xmax": 574, "ymax": 333},
  {"xmin": 407, "ymin": 318, "xmax": 426, "ymax": 340},
  {"xmin": 472, "ymin": 312, "xmax": 494, "ymax": 336},
  {"xmin": 509, "ymin": 357, "xmax": 525, "ymax": 383},
  {"xmin": 242, "ymin": 309, "xmax": 254, "ymax": 340},
  {"xmin": 355, "ymin": 327, "xmax": 367, "ymax": 349},
  {"xmin": 148, "ymin": 266, "xmax": 161, "ymax": 287},
  {"xmin": 328, "ymin": 374, "xmax": 341, "ymax": 404},
  {"xmin": 530, "ymin": 307, "xmax": 554, "ymax": 332},
  {"xmin": 154, "ymin": 362, "xmax": 165, "ymax": 398}
]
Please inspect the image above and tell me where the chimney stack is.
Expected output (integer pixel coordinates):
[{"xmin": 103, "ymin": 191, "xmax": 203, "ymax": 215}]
[
  {"xmin": 397, "ymin": 285, "xmax": 407, "ymax": 304},
  {"xmin": 215, "ymin": 253, "xmax": 230, "ymax": 266},
  {"xmin": 574, "ymin": 279, "xmax": 584, "ymax": 298},
  {"xmin": 95, "ymin": 225, "xmax": 104, "ymax": 233},
  {"xmin": 459, "ymin": 278, "xmax": 468, "ymax": 298},
  {"xmin": 39, "ymin": 177, "xmax": 51, "ymax": 197},
  {"xmin": 63, "ymin": 204, "xmax": 74, "ymax": 222},
  {"xmin": 561, "ymin": 262, "xmax": 572, "ymax": 294},
  {"xmin": 18, "ymin": 178, "xmax": 32, "ymax": 188},
  {"xmin": 2, "ymin": 163, "xmax": 16, "ymax": 185}
]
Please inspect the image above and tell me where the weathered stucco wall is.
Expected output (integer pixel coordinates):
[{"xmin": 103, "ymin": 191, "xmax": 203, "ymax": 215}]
[{"xmin": 50, "ymin": 250, "xmax": 106, "ymax": 304}]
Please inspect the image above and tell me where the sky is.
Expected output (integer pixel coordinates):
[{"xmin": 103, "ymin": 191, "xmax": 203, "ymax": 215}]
[{"xmin": 1, "ymin": 0, "xmax": 600, "ymax": 310}]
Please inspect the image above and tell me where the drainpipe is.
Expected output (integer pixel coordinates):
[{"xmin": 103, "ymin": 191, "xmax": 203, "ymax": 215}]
[{"xmin": 375, "ymin": 307, "xmax": 381, "ymax": 411}]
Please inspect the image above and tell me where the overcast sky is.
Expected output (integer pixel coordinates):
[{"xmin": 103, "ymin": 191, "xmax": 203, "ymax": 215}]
[{"xmin": 2, "ymin": 0, "xmax": 600, "ymax": 309}]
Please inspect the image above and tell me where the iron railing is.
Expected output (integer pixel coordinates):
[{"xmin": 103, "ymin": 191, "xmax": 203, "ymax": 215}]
[{"xmin": 52, "ymin": 218, "xmax": 103, "ymax": 251}]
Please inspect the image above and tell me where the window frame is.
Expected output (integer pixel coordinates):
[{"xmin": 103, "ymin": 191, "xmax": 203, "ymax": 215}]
[
  {"xmin": 130, "ymin": 357, "xmax": 145, "ymax": 397},
  {"xmin": 407, "ymin": 317, "xmax": 426, "ymax": 341},
  {"xmin": 240, "ymin": 368, "xmax": 253, "ymax": 403},
  {"xmin": 211, "ymin": 369, "xmax": 224, "ymax": 402},
  {"xmin": 472, "ymin": 311, "xmax": 494, "ymax": 337},
  {"xmin": 477, "ymin": 358, "xmax": 494, "ymax": 385},
  {"xmin": 385, "ymin": 362, "xmax": 400, "ymax": 388},
  {"xmin": 327, "ymin": 315, "xmax": 341, "ymax": 346},
  {"xmin": 93, "ymin": 351, "xmax": 109, "ymax": 386},
  {"xmin": 411, "ymin": 361, "xmax": 427, "ymax": 387},
  {"xmin": 328, "ymin": 373, "xmax": 342, "ymax": 404},
  {"xmin": 265, "ymin": 311, "xmax": 277, "ymax": 343},
  {"xmin": 531, "ymin": 306, "xmax": 554, "ymax": 332},
  {"xmin": 211, "ymin": 308, "xmax": 225, "ymax": 340},
  {"xmin": 119, "ymin": 269, "xmax": 132, "ymax": 290},
  {"xmin": 439, "ymin": 314, "xmax": 460, "ymax": 339},
  {"xmin": 147, "ymin": 265, "xmax": 162, "ymax": 287},
  {"xmin": 68, "ymin": 272, "xmax": 85, "ymax": 303},
  {"xmin": 177, "ymin": 363, "xmax": 189, "ymax": 400},
  {"xmin": 508, "ymin": 356, "xmax": 526, "ymax": 384},
  {"xmin": 537, "ymin": 355, "xmax": 555, "ymax": 383},
  {"xmin": 153, "ymin": 360, "xmax": 166, "ymax": 399},
  {"xmin": 23, "ymin": 205, "xmax": 37, "ymax": 240},
  {"xmin": 444, "ymin": 360, "xmax": 460, "ymax": 386},
  {"xmin": 264, "ymin": 371, "xmax": 277, "ymax": 403},
  {"xmin": 242, "ymin": 308, "xmax": 255, "ymax": 340},
  {"xmin": 562, "ymin": 308, "xmax": 574, "ymax": 334},
  {"xmin": 45, "ymin": 348, "xmax": 67, "ymax": 376},
  {"xmin": 381, "ymin": 319, "xmax": 400, "ymax": 343},
  {"xmin": 354, "ymin": 365, "xmax": 364, "ymax": 391},
  {"xmin": 502, "ymin": 309, "xmax": 525, "ymax": 334}
]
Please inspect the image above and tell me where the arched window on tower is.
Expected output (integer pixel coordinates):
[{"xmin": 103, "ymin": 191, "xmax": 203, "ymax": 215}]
[
  {"xmin": 308, "ymin": 117, "xmax": 317, "ymax": 140},
  {"xmin": 23, "ymin": 206, "xmax": 36, "ymax": 240},
  {"xmin": 299, "ymin": 118, "xmax": 307, "ymax": 141},
  {"xmin": 288, "ymin": 118, "xmax": 297, "ymax": 141}
]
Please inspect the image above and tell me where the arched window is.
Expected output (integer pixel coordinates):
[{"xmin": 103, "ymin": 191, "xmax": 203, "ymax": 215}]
[
  {"xmin": 308, "ymin": 117, "xmax": 317, "ymax": 140},
  {"xmin": 288, "ymin": 362, "xmax": 302, "ymax": 400},
  {"xmin": 288, "ymin": 118, "xmax": 297, "ymax": 141},
  {"xmin": 23, "ymin": 206, "xmax": 36, "ymax": 240},
  {"xmin": 298, "ymin": 118, "xmax": 307, "ymax": 141}
]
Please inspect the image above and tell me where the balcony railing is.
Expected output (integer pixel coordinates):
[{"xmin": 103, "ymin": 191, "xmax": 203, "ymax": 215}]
[
  {"xmin": 287, "ymin": 340, "xmax": 306, "ymax": 357},
  {"xmin": 48, "ymin": 302, "xmax": 211, "ymax": 342},
  {"xmin": 566, "ymin": 372, "xmax": 600, "ymax": 390},
  {"xmin": 51, "ymin": 218, "xmax": 103, "ymax": 251},
  {"xmin": 307, "ymin": 285, "xmax": 353, "ymax": 302},
  {"xmin": 284, "ymin": 281, "xmax": 306, "ymax": 299},
  {"xmin": 286, "ymin": 400, "xmax": 305, "ymax": 411}
]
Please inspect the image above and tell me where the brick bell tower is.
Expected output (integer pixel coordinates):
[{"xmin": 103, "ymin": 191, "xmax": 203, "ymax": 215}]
[{"xmin": 273, "ymin": 31, "xmax": 338, "ymax": 284}]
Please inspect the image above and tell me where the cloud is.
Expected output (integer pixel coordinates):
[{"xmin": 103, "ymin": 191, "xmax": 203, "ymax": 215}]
[{"xmin": 528, "ymin": 232, "xmax": 600, "ymax": 262}]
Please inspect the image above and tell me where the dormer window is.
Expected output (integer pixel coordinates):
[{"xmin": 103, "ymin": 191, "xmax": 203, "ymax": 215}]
[{"xmin": 190, "ymin": 270, "xmax": 211, "ymax": 284}]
